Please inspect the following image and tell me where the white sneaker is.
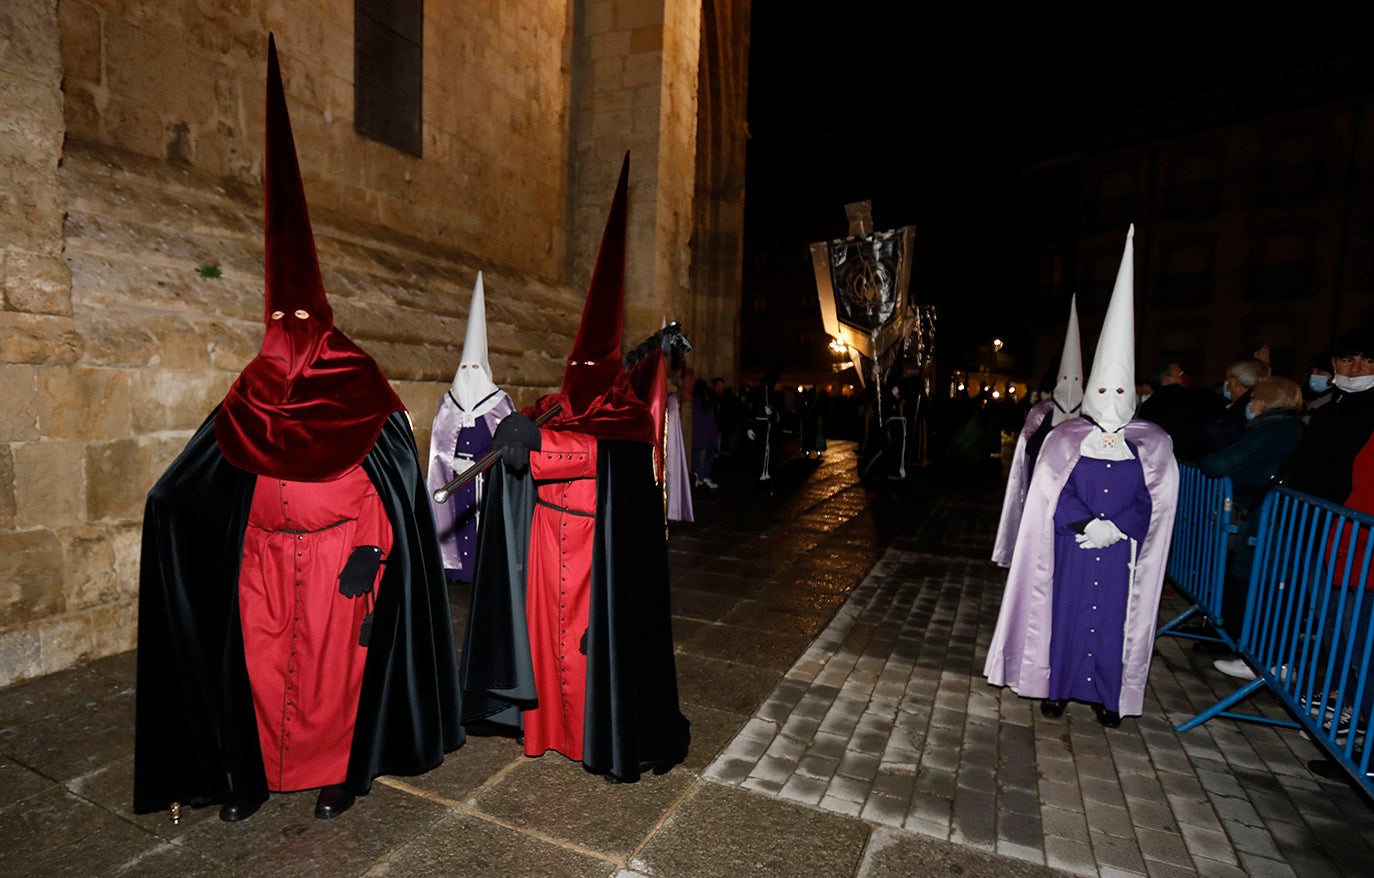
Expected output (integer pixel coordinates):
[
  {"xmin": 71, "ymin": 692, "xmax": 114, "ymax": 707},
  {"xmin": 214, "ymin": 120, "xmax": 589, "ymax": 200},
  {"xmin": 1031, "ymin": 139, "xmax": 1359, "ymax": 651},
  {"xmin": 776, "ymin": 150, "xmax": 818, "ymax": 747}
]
[
  {"xmin": 703, "ymin": 478, "xmax": 719, "ymax": 489},
  {"xmin": 1214, "ymin": 658, "xmax": 1258, "ymax": 680}
]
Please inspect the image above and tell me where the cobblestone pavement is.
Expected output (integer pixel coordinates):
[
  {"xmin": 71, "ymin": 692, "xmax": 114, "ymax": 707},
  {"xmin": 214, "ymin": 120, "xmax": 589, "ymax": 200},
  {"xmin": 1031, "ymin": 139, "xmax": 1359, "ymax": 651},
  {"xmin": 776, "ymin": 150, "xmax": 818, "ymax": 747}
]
[
  {"xmin": 2, "ymin": 440, "xmax": 1371, "ymax": 876},
  {"xmin": 704, "ymin": 486, "xmax": 1374, "ymax": 877}
]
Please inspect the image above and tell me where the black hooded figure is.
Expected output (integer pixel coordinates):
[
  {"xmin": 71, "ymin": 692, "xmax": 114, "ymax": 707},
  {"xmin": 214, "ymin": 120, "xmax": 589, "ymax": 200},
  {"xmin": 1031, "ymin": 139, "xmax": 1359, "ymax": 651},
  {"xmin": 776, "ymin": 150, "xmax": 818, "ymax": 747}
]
[{"xmin": 133, "ymin": 37, "xmax": 462, "ymax": 822}]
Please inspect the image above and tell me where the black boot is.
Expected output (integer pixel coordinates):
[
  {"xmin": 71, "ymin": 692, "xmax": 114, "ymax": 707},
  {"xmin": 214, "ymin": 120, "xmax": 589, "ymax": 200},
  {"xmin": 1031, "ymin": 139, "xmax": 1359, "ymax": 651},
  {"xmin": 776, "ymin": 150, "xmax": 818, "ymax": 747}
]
[
  {"xmin": 1039, "ymin": 699, "xmax": 1067, "ymax": 719},
  {"xmin": 1091, "ymin": 703, "xmax": 1122, "ymax": 728},
  {"xmin": 314, "ymin": 784, "xmax": 356, "ymax": 819},
  {"xmin": 219, "ymin": 796, "xmax": 264, "ymax": 822}
]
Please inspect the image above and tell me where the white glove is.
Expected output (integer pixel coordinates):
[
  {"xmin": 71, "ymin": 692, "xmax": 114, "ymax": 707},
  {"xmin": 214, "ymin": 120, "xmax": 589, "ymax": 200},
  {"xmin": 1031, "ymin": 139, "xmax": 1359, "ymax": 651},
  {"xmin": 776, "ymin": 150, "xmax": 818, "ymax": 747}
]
[
  {"xmin": 1076, "ymin": 518, "xmax": 1125, "ymax": 550},
  {"xmin": 746, "ymin": 429, "xmax": 756, "ymax": 441}
]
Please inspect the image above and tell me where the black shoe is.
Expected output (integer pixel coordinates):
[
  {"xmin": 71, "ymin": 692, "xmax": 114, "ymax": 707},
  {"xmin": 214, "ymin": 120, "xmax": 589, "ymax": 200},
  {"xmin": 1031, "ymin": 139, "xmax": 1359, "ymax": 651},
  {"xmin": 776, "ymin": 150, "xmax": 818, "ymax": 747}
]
[
  {"xmin": 1091, "ymin": 703, "xmax": 1122, "ymax": 728},
  {"xmin": 1040, "ymin": 699, "xmax": 1067, "ymax": 719},
  {"xmin": 219, "ymin": 797, "xmax": 264, "ymax": 822},
  {"xmin": 314, "ymin": 784, "xmax": 356, "ymax": 819}
]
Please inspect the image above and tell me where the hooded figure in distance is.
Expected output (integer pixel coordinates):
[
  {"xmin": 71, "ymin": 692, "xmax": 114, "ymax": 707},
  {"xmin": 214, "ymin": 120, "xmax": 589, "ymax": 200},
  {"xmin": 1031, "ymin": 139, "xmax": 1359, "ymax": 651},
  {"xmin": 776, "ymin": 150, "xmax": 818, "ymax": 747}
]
[
  {"xmin": 992, "ymin": 293, "xmax": 1083, "ymax": 567},
  {"xmin": 427, "ymin": 273, "xmax": 515, "ymax": 581},
  {"xmin": 460, "ymin": 155, "xmax": 691, "ymax": 781},
  {"xmin": 134, "ymin": 36, "xmax": 462, "ymax": 823},
  {"xmin": 984, "ymin": 226, "xmax": 1178, "ymax": 726}
]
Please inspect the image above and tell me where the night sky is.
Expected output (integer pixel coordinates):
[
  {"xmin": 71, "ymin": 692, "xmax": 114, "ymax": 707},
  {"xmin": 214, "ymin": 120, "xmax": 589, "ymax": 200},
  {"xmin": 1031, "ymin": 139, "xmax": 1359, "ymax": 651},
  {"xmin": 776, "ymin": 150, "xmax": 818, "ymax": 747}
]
[{"xmin": 741, "ymin": 8, "xmax": 1364, "ymax": 376}]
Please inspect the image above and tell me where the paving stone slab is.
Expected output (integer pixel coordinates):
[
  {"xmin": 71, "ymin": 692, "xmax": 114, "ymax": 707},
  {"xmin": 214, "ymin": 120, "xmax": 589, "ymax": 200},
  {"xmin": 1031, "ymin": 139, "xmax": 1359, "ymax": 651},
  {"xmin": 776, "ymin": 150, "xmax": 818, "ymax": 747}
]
[
  {"xmin": 673, "ymin": 653, "xmax": 782, "ymax": 716},
  {"xmin": 0, "ymin": 753, "xmax": 53, "ymax": 816},
  {"xmin": 635, "ymin": 783, "xmax": 869, "ymax": 878},
  {"xmin": 1, "ymin": 786, "xmax": 176, "ymax": 878},
  {"xmin": 668, "ymin": 587, "xmax": 740, "ymax": 624},
  {"xmin": 469, "ymin": 754, "xmax": 693, "ymax": 859},
  {"xmin": 379, "ymin": 812, "xmax": 618, "ymax": 878},
  {"xmin": 390, "ymin": 731, "xmax": 522, "ymax": 804},
  {"xmin": 174, "ymin": 782, "xmax": 449, "ymax": 874},
  {"xmin": 0, "ymin": 684, "xmax": 132, "ymax": 784},
  {"xmin": 861, "ymin": 825, "xmax": 1067, "ymax": 877}
]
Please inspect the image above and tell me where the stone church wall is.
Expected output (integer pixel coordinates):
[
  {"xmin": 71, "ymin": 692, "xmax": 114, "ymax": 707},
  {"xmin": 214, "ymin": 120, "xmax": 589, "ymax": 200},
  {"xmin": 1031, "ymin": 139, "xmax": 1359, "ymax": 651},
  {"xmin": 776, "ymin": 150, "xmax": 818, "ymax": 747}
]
[{"xmin": 0, "ymin": 0, "xmax": 748, "ymax": 686}]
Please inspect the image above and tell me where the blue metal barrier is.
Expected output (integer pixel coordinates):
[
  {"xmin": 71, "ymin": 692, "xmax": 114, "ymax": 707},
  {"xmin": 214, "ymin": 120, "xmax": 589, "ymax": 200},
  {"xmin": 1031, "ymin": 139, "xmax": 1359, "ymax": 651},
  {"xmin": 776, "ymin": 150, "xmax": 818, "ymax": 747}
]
[
  {"xmin": 1158, "ymin": 464, "xmax": 1237, "ymax": 647},
  {"xmin": 1178, "ymin": 487, "xmax": 1374, "ymax": 796}
]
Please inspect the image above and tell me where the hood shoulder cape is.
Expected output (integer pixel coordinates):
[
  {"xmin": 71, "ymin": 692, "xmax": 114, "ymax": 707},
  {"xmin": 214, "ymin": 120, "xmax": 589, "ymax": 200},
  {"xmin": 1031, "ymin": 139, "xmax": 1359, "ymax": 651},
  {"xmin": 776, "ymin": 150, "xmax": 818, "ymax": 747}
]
[
  {"xmin": 993, "ymin": 399, "xmax": 1054, "ymax": 567},
  {"xmin": 134, "ymin": 410, "xmax": 463, "ymax": 813},
  {"xmin": 983, "ymin": 416, "xmax": 1179, "ymax": 716},
  {"xmin": 460, "ymin": 439, "xmax": 690, "ymax": 781}
]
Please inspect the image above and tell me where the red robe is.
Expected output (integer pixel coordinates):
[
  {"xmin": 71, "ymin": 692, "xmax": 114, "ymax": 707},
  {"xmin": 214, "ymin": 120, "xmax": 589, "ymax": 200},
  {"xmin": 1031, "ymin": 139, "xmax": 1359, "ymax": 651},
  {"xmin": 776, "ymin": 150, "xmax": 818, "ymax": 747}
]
[
  {"xmin": 238, "ymin": 465, "xmax": 392, "ymax": 791},
  {"xmin": 522, "ymin": 430, "xmax": 597, "ymax": 758}
]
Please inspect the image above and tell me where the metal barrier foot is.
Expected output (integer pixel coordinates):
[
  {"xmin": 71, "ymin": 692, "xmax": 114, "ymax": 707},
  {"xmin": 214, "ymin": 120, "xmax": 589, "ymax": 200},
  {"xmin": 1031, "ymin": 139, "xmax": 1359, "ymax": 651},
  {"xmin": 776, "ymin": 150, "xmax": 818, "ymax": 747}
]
[{"xmin": 1176, "ymin": 679, "xmax": 1267, "ymax": 732}]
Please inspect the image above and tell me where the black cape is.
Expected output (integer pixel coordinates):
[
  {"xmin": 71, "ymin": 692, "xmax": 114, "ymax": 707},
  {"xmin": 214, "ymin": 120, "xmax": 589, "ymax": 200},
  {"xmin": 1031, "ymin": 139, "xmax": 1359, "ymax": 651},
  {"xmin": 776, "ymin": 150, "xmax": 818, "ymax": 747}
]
[
  {"xmin": 133, "ymin": 410, "xmax": 463, "ymax": 814},
  {"xmin": 460, "ymin": 439, "xmax": 690, "ymax": 781}
]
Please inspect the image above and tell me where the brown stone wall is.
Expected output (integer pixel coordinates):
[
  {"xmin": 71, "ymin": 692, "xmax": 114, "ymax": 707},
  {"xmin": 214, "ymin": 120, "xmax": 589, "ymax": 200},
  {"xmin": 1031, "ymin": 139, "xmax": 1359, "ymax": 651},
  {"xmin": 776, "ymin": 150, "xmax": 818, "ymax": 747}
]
[
  {"xmin": 58, "ymin": 0, "xmax": 574, "ymax": 282},
  {"xmin": 653, "ymin": 0, "xmax": 703, "ymax": 329},
  {"xmin": 1, "ymin": 0, "xmax": 83, "ymax": 682},
  {"xmin": 0, "ymin": 0, "xmax": 749, "ymax": 687},
  {"xmin": 569, "ymin": 0, "xmax": 700, "ymax": 347},
  {"xmin": 689, "ymin": 0, "xmax": 749, "ymax": 386}
]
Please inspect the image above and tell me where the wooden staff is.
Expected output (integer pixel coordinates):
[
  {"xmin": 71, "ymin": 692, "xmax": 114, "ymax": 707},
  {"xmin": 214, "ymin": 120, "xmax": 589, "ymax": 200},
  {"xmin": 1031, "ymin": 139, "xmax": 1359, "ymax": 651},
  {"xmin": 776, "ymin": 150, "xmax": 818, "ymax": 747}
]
[{"xmin": 431, "ymin": 404, "xmax": 562, "ymax": 504}]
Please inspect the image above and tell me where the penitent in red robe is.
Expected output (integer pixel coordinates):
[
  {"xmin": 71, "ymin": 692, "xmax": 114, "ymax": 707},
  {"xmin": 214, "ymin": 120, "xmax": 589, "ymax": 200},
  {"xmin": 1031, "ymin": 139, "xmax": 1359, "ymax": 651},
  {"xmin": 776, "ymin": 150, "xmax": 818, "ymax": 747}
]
[
  {"xmin": 522, "ymin": 430, "xmax": 598, "ymax": 759},
  {"xmin": 238, "ymin": 465, "xmax": 392, "ymax": 792}
]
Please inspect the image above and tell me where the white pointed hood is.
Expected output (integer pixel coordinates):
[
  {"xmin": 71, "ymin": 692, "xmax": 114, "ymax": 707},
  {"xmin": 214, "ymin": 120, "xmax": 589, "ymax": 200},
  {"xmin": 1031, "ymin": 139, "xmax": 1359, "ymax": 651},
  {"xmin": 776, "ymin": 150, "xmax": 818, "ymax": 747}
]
[
  {"xmin": 1050, "ymin": 293, "xmax": 1084, "ymax": 426},
  {"xmin": 1082, "ymin": 226, "xmax": 1137, "ymax": 435},
  {"xmin": 448, "ymin": 272, "xmax": 503, "ymax": 416}
]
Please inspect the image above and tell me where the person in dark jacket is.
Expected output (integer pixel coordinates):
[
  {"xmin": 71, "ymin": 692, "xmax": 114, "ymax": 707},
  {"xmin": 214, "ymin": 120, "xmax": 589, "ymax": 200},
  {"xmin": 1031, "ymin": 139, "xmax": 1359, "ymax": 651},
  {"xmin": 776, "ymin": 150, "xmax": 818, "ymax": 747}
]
[
  {"xmin": 1202, "ymin": 376, "xmax": 1306, "ymax": 673},
  {"xmin": 1200, "ymin": 376, "xmax": 1305, "ymax": 512},
  {"xmin": 691, "ymin": 377, "xmax": 720, "ymax": 487},
  {"xmin": 1284, "ymin": 327, "xmax": 1374, "ymax": 503},
  {"xmin": 1137, "ymin": 360, "xmax": 1222, "ymax": 461},
  {"xmin": 1197, "ymin": 358, "xmax": 1270, "ymax": 455}
]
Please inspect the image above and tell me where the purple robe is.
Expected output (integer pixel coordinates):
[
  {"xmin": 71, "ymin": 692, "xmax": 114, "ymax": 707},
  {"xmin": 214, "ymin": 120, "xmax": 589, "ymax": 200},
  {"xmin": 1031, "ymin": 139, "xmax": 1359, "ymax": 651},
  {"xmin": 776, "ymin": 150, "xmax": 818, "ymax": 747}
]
[
  {"xmin": 1047, "ymin": 451, "xmax": 1151, "ymax": 711},
  {"xmin": 984, "ymin": 416, "xmax": 1178, "ymax": 716},
  {"xmin": 992, "ymin": 399, "xmax": 1053, "ymax": 567},
  {"xmin": 426, "ymin": 391, "xmax": 514, "ymax": 581}
]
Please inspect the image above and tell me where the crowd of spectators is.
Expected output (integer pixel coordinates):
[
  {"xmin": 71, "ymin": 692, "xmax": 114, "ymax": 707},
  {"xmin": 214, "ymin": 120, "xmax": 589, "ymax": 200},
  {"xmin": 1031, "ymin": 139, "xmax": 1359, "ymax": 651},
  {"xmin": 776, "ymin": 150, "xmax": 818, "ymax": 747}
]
[{"xmin": 1139, "ymin": 326, "xmax": 1374, "ymax": 777}]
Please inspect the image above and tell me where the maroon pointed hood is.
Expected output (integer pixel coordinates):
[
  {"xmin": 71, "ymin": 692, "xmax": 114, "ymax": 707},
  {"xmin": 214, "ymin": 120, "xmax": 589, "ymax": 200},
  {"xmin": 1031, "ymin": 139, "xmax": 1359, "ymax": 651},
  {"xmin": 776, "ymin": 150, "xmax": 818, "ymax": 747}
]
[
  {"xmin": 215, "ymin": 35, "xmax": 403, "ymax": 481},
  {"xmin": 526, "ymin": 154, "xmax": 653, "ymax": 442}
]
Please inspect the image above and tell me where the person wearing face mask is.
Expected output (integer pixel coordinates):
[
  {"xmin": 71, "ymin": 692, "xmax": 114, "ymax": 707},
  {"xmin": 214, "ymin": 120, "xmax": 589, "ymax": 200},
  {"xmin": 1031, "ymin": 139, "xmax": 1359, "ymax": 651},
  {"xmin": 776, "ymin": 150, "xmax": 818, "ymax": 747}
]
[
  {"xmin": 1304, "ymin": 351, "xmax": 1336, "ymax": 415},
  {"xmin": 1198, "ymin": 377, "xmax": 1307, "ymax": 675},
  {"xmin": 427, "ymin": 273, "xmax": 515, "ymax": 582},
  {"xmin": 993, "ymin": 294, "xmax": 1083, "ymax": 567},
  {"xmin": 1197, "ymin": 358, "xmax": 1271, "ymax": 455},
  {"xmin": 1282, "ymin": 327, "xmax": 1374, "ymax": 503},
  {"xmin": 984, "ymin": 226, "xmax": 1178, "ymax": 728}
]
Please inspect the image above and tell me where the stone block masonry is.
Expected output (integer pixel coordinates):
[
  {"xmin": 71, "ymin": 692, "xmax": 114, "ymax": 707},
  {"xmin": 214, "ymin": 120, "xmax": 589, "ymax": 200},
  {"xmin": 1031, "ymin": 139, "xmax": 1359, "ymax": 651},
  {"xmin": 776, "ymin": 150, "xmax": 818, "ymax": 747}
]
[
  {"xmin": 0, "ymin": 0, "xmax": 749, "ymax": 686},
  {"xmin": 0, "ymin": 136, "xmax": 590, "ymax": 687}
]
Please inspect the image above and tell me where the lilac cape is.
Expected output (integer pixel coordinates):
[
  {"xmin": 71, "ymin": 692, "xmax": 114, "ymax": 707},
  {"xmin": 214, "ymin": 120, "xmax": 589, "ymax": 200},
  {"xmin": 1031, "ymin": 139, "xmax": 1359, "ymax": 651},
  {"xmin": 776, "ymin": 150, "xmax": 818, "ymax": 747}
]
[
  {"xmin": 983, "ymin": 416, "xmax": 1178, "ymax": 716},
  {"xmin": 665, "ymin": 393, "xmax": 694, "ymax": 523},
  {"xmin": 426, "ymin": 391, "xmax": 515, "ymax": 578},
  {"xmin": 992, "ymin": 399, "xmax": 1053, "ymax": 567}
]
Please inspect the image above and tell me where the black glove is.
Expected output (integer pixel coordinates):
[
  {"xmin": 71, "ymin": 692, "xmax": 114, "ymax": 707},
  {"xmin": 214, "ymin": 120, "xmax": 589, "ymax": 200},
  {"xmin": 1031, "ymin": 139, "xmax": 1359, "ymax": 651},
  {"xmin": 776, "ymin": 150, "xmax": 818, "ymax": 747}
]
[
  {"xmin": 491, "ymin": 413, "xmax": 542, "ymax": 471},
  {"xmin": 338, "ymin": 545, "xmax": 383, "ymax": 598}
]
